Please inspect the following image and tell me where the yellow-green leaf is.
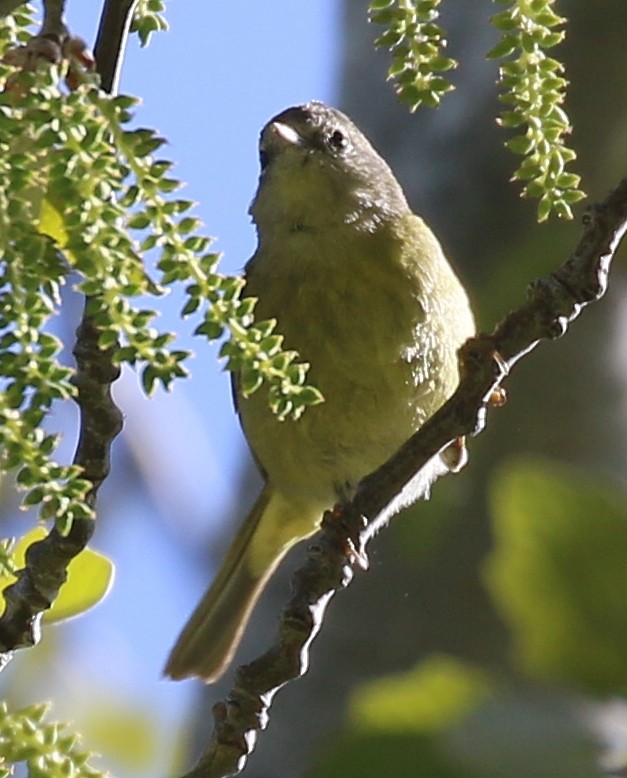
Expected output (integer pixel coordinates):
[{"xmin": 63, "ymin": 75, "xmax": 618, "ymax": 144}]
[
  {"xmin": 38, "ymin": 198, "xmax": 68, "ymax": 248},
  {"xmin": 485, "ymin": 457, "xmax": 627, "ymax": 693},
  {"xmin": 0, "ymin": 528, "xmax": 114, "ymax": 623},
  {"xmin": 81, "ymin": 695, "xmax": 158, "ymax": 771},
  {"xmin": 348, "ymin": 655, "xmax": 493, "ymax": 734}
]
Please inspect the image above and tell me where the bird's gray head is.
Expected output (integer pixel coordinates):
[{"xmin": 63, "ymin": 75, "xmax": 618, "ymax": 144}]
[{"xmin": 249, "ymin": 101, "xmax": 409, "ymax": 235}]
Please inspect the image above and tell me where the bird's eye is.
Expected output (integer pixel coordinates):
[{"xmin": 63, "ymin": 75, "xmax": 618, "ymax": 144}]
[{"xmin": 327, "ymin": 128, "xmax": 348, "ymax": 152}]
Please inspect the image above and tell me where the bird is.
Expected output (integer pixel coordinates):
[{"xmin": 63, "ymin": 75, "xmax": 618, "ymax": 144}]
[{"xmin": 165, "ymin": 101, "xmax": 475, "ymax": 683}]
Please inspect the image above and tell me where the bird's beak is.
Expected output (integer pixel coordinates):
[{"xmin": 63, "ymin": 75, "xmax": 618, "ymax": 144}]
[{"xmin": 261, "ymin": 121, "xmax": 302, "ymax": 157}]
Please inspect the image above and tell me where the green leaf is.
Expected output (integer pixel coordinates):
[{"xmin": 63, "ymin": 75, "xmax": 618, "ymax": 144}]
[
  {"xmin": 194, "ymin": 319, "xmax": 224, "ymax": 340},
  {"xmin": 534, "ymin": 192, "xmax": 553, "ymax": 221},
  {"xmin": 178, "ymin": 216, "xmax": 202, "ymax": 234},
  {"xmin": 141, "ymin": 365, "xmax": 158, "ymax": 395},
  {"xmin": 46, "ymin": 545, "xmax": 114, "ymax": 623},
  {"xmin": 485, "ymin": 458, "xmax": 627, "ymax": 693},
  {"xmin": 348, "ymin": 655, "xmax": 493, "ymax": 734},
  {"xmin": 182, "ymin": 296, "xmax": 200, "ymax": 316},
  {"xmin": 555, "ymin": 172, "xmax": 581, "ymax": 189},
  {"xmin": 561, "ymin": 189, "xmax": 586, "ymax": 205},
  {"xmin": 491, "ymin": 11, "xmax": 518, "ymax": 32},
  {"xmin": 486, "ymin": 36, "xmax": 517, "ymax": 60},
  {"xmin": 127, "ymin": 211, "xmax": 151, "ymax": 230},
  {"xmin": 505, "ymin": 135, "xmax": 533, "ymax": 155},
  {"xmin": 239, "ymin": 367, "xmax": 263, "ymax": 396},
  {"xmin": 370, "ymin": 0, "xmax": 394, "ymax": 11},
  {"xmin": 38, "ymin": 198, "xmax": 68, "ymax": 248},
  {"xmin": 294, "ymin": 385, "xmax": 324, "ymax": 406},
  {"xmin": 0, "ymin": 528, "xmax": 114, "ymax": 623},
  {"xmin": 157, "ymin": 177, "xmax": 181, "ymax": 193}
]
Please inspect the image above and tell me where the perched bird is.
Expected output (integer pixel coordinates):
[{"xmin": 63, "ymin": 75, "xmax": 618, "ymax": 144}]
[{"xmin": 165, "ymin": 101, "xmax": 475, "ymax": 683}]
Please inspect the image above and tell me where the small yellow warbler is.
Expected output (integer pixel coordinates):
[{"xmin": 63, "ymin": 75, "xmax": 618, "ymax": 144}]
[{"xmin": 165, "ymin": 102, "xmax": 475, "ymax": 683}]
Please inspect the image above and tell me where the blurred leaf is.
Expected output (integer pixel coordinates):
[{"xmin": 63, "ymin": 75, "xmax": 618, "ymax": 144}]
[
  {"xmin": 81, "ymin": 695, "xmax": 158, "ymax": 771},
  {"xmin": 485, "ymin": 458, "xmax": 627, "ymax": 693},
  {"xmin": 0, "ymin": 528, "xmax": 114, "ymax": 622},
  {"xmin": 310, "ymin": 657, "xmax": 493, "ymax": 777},
  {"xmin": 348, "ymin": 655, "xmax": 493, "ymax": 733}
]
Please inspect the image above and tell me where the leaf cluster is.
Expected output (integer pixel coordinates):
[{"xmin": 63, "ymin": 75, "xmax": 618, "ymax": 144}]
[
  {"xmin": 0, "ymin": 54, "xmax": 94, "ymax": 526},
  {"xmin": 193, "ymin": 284, "xmax": 324, "ymax": 420},
  {"xmin": 370, "ymin": 0, "xmax": 585, "ymax": 221},
  {"xmin": 130, "ymin": 0, "xmax": 168, "ymax": 48},
  {"xmin": 0, "ymin": 2, "xmax": 30, "ymax": 48},
  {"xmin": 0, "ymin": 701, "xmax": 105, "ymax": 778},
  {"xmin": 370, "ymin": 0, "xmax": 456, "ymax": 110},
  {"xmin": 489, "ymin": 0, "xmax": 585, "ymax": 220}
]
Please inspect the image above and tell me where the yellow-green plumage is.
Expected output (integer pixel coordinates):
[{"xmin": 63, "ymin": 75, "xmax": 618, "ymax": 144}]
[{"xmin": 165, "ymin": 102, "xmax": 474, "ymax": 683}]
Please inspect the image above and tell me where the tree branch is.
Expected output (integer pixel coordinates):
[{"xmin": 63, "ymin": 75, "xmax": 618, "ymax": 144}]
[
  {"xmin": 0, "ymin": 0, "xmax": 25, "ymax": 20},
  {"xmin": 94, "ymin": 0, "xmax": 138, "ymax": 94},
  {"xmin": 0, "ymin": 0, "xmax": 136, "ymax": 661},
  {"xmin": 40, "ymin": 0, "xmax": 68, "ymax": 39},
  {"xmin": 178, "ymin": 176, "xmax": 627, "ymax": 778}
]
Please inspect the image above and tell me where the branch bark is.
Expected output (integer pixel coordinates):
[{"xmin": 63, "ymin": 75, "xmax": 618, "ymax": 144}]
[
  {"xmin": 40, "ymin": 0, "xmax": 68, "ymax": 39},
  {"xmin": 178, "ymin": 177, "xmax": 627, "ymax": 778},
  {"xmin": 94, "ymin": 0, "xmax": 138, "ymax": 94}
]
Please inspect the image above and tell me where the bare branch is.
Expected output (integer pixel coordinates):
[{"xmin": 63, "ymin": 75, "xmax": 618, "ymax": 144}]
[
  {"xmin": 94, "ymin": 0, "xmax": 138, "ymax": 94},
  {"xmin": 179, "ymin": 177, "xmax": 627, "ymax": 778}
]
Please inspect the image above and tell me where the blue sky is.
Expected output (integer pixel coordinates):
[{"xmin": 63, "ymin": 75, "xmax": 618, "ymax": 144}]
[{"xmin": 9, "ymin": 2, "xmax": 341, "ymax": 775}]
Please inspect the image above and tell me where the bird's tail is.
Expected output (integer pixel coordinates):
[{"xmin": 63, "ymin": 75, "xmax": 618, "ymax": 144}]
[{"xmin": 164, "ymin": 486, "xmax": 318, "ymax": 683}]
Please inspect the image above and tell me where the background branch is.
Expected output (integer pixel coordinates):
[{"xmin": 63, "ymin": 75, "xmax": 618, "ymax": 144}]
[{"xmin": 180, "ymin": 176, "xmax": 627, "ymax": 778}]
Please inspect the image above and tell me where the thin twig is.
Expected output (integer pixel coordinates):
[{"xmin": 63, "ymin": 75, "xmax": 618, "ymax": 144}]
[
  {"xmin": 94, "ymin": 0, "xmax": 138, "ymax": 94},
  {"xmin": 180, "ymin": 177, "xmax": 627, "ymax": 778}
]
